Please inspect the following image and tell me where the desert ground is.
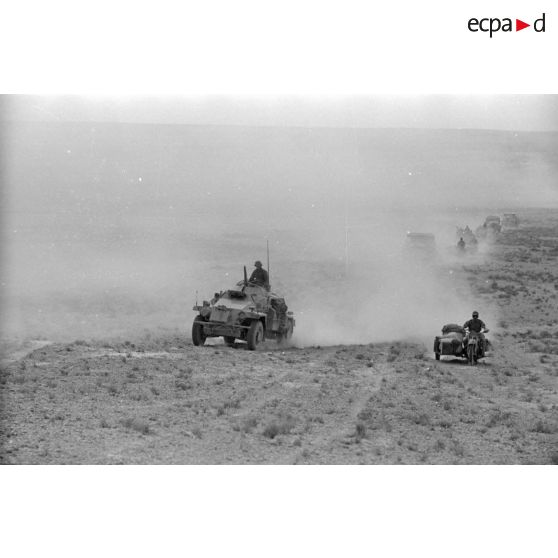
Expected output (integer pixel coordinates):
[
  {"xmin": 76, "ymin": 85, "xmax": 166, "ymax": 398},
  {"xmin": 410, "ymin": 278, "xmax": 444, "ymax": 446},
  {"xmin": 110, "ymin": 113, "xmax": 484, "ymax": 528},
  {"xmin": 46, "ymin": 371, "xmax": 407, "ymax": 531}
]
[{"xmin": 1, "ymin": 210, "xmax": 557, "ymax": 464}]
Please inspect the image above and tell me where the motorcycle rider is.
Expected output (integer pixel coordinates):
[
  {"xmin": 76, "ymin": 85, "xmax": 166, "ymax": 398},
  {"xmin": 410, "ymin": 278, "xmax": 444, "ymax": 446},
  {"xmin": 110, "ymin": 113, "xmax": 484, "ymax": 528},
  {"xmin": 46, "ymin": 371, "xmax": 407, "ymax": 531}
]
[{"xmin": 463, "ymin": 311, "xmax": 487, "ymax": 354}]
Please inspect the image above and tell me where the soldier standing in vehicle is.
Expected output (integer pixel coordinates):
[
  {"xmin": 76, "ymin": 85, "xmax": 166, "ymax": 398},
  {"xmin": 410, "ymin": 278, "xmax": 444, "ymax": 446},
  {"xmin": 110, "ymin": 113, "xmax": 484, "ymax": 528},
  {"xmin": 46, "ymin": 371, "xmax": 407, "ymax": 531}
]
[
  {"xmin": 271, "ymin": 298, "xmax": 289, "ymax": 333},
  {"xmin": 463, "ymin": 311, "xmax": 487, "ymax": 353},
  {"xmin": 249, "ymin": 261, "xmax": 270, "ymax": 290}
]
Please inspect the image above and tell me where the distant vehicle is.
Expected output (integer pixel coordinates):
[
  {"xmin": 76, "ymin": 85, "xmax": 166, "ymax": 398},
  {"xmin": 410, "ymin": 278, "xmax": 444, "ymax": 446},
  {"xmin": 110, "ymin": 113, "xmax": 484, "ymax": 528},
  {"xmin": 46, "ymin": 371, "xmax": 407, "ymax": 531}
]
[
  {"xmin": 405, "ymin": 232, "xmax": 436, "ymax": 255},
  {"xmin": 484, "ymin": 215, "xmax": 502, "ymax": 231},
  {"xmin": 433, "ymin": 323, "xmax": 490, "ymax": 364},
  {"xmin": 456, "ymin": 226, "xmax": 476, "ymax": 245},
  {"xmin": 455, "ymin": 226, "xmax": 478, "ymax": 254},
  {"xmin": 192, "ymin": 266, "xmax": 295, "ymax": 350},
  {"xmin": 476, "ymin": 215, "xmax": 501, "ymax": 241},
  {"xmin": 502, "ymin": 213, "xmax": 520, "ymax": 229}
]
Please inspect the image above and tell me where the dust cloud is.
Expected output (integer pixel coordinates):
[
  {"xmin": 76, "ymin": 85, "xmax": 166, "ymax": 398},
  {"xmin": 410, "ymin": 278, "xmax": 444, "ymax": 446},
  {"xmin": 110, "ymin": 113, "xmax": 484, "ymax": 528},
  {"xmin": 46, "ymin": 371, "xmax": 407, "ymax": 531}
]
[
  {"xmin": 270, "ymin": 210, "xmax": 501, "ymax": 348},
  {"xmin": 1, "ymin": 115, "xmax": 557, "ymax": 347}
]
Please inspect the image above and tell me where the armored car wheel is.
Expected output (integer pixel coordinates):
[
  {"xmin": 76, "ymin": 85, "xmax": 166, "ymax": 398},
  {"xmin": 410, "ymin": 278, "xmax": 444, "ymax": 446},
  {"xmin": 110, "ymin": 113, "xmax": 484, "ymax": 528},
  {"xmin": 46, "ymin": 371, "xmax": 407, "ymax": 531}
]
[
  {"xmin": 247, "ymin": 321, "xmax": 264, "ymax": 350},
  {"xmin": 192, "ymin": 316, "xmax": 207, "ymax": 346},
  {"xmin": 435, "ymin": 352, "xmax": 440, "ymax": 361}
]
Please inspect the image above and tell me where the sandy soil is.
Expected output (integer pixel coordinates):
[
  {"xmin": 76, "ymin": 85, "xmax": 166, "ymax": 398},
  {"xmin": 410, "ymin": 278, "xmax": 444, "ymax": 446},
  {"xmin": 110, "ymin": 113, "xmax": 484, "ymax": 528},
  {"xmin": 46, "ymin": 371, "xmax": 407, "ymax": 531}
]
[{"xmin": 1, "ymin": 212, "xmax": 557, "ymax": 464}]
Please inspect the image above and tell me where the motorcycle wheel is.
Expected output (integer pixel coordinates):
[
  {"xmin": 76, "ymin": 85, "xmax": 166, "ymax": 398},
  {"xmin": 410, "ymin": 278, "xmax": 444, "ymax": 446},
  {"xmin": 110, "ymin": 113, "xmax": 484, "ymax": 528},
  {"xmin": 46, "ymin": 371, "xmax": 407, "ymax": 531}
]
[{"xmin": 467, "ymin": 344, "xmax": 476, "ymax": 366}]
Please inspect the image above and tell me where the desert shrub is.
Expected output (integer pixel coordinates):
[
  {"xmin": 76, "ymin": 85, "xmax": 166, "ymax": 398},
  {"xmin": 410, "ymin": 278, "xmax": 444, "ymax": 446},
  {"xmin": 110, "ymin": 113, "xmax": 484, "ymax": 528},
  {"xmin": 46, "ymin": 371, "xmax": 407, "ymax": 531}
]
[
  {"xmin": 486, "ymin": 411, "xmax": 512, "ymax": 428},
  {"xmin": 217, "ymin": 398, "xmax": 242, "ymax": 415},
  {"xmin": 177, "ymin": 367, "xmax": 193, "ymax": 378},
  {"xmin": 357, "ymin": 408, "xmax": 374, "ymax": 422},
  {"xmin": 175, "ymin": 380, "xmax": 192, "ymax": 391},
  {"xmin": 121, "ymin": 418, "xmax": 151, "ymax": 435},
  {"xmin": 452, "ymin": 441, "xmax": 465, "ymax": 457},
  {"xmin": 433, "ymin": 439, "xmax": 446, "ymax": 451},
  {"xmin": 532, "ymin": 420, "xmax": 556, "ymax": 434},
  {"xmin": 107, "ymin": 383, "xmax": 119, "ymax": 395},
  {"xmin": 355, "ymin": 421, "xmax": 367, "ymax": 441},
  {"xmin": 239, "ymin": 416, "xmax": 258, "ymax": 433},
  {"xmin": 130, "ymin": 391, "xmax": 150, "ymax": 402},
  {"xmin": 263, "ymin": 414, "xmax": 296, "ymax": 439},
  {"xmin": 528, "ymin": 340, "xmax": 546, "ymax": 353},
  {"xmin": 413, "ymin": 413, "xmax": 431, "ymax": 426}
]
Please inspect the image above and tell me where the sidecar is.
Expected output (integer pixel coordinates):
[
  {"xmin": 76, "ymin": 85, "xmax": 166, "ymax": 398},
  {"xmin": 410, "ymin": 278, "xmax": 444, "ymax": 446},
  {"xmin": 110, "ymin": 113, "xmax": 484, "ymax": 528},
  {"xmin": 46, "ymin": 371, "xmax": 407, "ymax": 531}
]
[{"xmin": 433, "ymin": 323, "xmax": 466, "ymax": 361}]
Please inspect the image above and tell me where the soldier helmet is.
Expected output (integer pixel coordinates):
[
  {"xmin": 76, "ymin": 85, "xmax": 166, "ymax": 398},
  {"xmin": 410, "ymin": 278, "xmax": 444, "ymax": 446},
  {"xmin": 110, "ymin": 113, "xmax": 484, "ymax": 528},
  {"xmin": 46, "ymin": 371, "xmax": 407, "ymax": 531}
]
[
  {"xmin": 254, "ymin": 260, "xmax": 262, "ymax": 267},
  {"xmin": 472, "ymin": 311, "xmax": 479, "ymax": 318}
]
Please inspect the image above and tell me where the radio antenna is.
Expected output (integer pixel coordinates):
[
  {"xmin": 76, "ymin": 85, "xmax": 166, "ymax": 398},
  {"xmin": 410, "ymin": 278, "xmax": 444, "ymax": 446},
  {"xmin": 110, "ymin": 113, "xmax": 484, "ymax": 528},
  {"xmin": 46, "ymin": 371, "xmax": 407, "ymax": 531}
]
[
  {"xmin": 344, "ymin": 204, "xmax": 349, "ymax": 277},
  {"xmin": 266, "ymin": 240, "xmax": 271, "ymax": 284}
]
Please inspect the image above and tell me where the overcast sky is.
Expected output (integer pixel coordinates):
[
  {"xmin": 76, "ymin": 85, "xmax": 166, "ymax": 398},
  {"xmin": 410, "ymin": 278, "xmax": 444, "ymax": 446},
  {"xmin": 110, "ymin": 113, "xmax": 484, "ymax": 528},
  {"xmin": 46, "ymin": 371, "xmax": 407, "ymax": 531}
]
[{"xmin": 2, "ymin": 94, "xmax": 558, "ymax": 131}]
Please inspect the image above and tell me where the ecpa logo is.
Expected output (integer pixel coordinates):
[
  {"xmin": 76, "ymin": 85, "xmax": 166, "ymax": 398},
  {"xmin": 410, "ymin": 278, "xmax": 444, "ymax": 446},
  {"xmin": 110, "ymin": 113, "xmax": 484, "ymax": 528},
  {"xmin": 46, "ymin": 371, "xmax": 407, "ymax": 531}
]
[{"xmin": 468, "ymin": 13, "xmax": 546, "ymax": 37}]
